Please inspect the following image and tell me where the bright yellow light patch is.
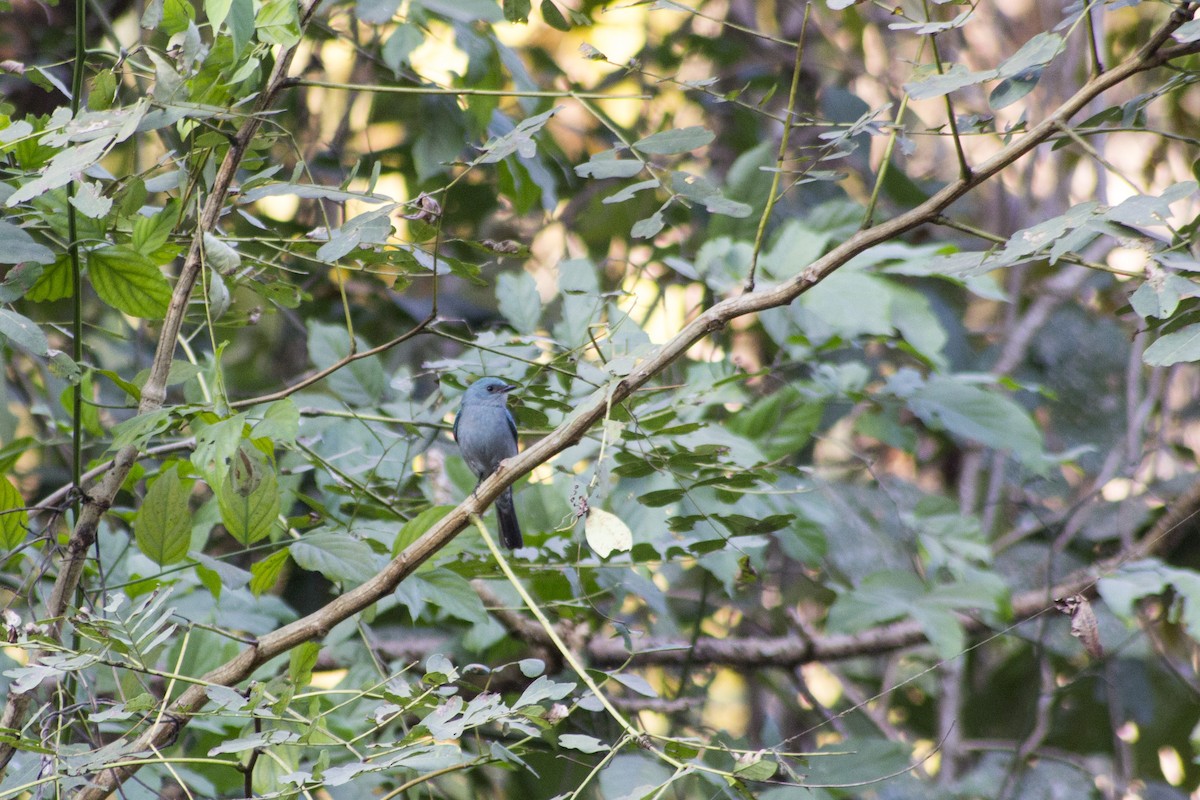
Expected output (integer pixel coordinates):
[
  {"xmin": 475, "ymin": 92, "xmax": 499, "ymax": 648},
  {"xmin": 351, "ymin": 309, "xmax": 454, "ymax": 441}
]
[
  {"xmin": 799, "ymin": 663, "xmax": 843, "ymax": 709},
  {"xmin": 309, "ymin": 669, "xmax": 347, "ymax": 690},
  {"xmin": 409, "ymin": 22, "xmax": 468, "ymax": 88},
  {"xmin": 701, "ymin": 668, "xmax": 749, "ymax": 737}
]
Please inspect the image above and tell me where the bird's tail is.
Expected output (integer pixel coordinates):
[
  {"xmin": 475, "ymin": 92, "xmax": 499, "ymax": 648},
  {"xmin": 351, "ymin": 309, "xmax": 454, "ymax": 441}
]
[{"xmin": 496, "ymin": 488, "xmax": 523, "ymax": 549}]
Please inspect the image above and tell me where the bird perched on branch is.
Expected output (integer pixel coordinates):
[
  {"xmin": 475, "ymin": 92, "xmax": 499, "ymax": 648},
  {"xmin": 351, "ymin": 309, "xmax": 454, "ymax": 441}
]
[{"xmin": 453, "ymin": 377, "xmax": 523, "ymax": 549}]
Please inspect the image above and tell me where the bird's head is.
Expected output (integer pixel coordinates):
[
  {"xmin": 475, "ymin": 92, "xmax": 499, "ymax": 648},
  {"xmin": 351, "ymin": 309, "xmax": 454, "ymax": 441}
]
[{"xmin": 462, "ymin": 377, "xmax": 518, "ymax": 406}]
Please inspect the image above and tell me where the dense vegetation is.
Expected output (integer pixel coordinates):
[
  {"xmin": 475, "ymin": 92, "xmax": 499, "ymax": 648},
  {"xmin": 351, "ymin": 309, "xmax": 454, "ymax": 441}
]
[{"xmin": 1, "ymin": 0, "xmax": 1200, "ymax": 797}]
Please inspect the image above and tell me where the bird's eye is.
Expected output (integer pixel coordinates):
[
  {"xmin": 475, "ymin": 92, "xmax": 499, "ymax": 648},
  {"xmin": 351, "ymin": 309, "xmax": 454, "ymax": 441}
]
[{"xmin": 487, "ymin": 385, "xmax": 495, "ymax": 392}]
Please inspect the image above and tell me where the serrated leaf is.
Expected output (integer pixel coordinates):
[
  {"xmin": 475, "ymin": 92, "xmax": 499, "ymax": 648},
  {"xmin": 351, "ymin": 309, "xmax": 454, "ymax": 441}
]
[
  {"xmin": 218, "ymin": 446, "xmax": 279, "ymax": 545},
  {"xmin": 255, "ymin": 0, "xmax": 301, "ymax": 46},
  {"xmin": 88, "ymin": 246, "xmax": 172, "ymax": 319},
  {"xmin": 0, "ymin": 476, "xmax": 29, "ymax": 550},
  {"xmin": 252, "ymin": 399, "xmax": 299, "ymax": 446},
  {"xmin": 249, "ymin": 548, "xmax": 290, "ymax": 595},
  {"xmin": 135, "ymin": 467, "xmax": 192, "ymax": 566},
  {"xmin": 26, "ymin": 257, "xmax": 73, "ymax": 303},
  {"xmin": 132, "ymin": 201, "xmax": 180, "ymax": 255}
]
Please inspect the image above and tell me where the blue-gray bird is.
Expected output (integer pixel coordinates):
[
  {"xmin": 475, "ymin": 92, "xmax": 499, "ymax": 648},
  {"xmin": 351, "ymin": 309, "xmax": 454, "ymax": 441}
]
[{"xmin": 453, "ymin": 377, "xmax": 523, "ymax": 549}]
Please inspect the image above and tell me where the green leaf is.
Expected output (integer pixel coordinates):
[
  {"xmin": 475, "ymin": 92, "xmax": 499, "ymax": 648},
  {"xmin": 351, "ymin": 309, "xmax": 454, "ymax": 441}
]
[
  {"xmin": 421, "ymin": 568, "xmax": 486, "ymax": 623},
  {"xmin": 1144, "ymin": 323, "xmax": 1200, "ymax": 366},
  {"xmin": 88, "ymin": 246, "xmax": 172, "ymax": 319},
  {"xmin": 603, "ymin": 178, "xmax": 660, "ymax": 204},
  {"xmin": 0, "ymin": 309, "xmax": 48, "ymax": 355},
  {"xmin": 558, "ymin": 734, "xmax": 608, "ymax": 753},
  {"xmin": 394, "ymin": 506, "xmax": 454, "ymax": 555},
  {"xmin": 496, "ymin": 271, "xmax": 541, "ymax": 335},
  {"xmin": 218, "ymin": 445, "xmax": 280, "ymax": 545},
  {"xmin": 200, "ymin": 232, "xmax": 242, "ymax": 275},
  {"xmin": 904, "ymin": 63, "xmax": 995, "ymax": 101},
  {"xmin": 26, "ymin": 256, "xmax": 73, "ymax": 303},
  {"xmin": 382, "ymin": 24, "xmax": 424, "ymax": 74},
  {"xmin": 906, "ymin": 376, "xmax": 1046, "ymax": 470},
  {"xmin": 135, "ymin": 467, "xmax": 192, "ymax": 566},
  {"xmin": 191, "ymin": 414, "xmax": 247, "ymax": 485},
  {"xmin": 288, "ymin": 641, "xmax": 320, "ymax": 688},
  {"xmin": 256, "ymin": 0, "xmax": 301, "ymax": 46},
  {"xmin": 540, "ymin": 0, "xmax": 569, "ymax": 30},
  {"xmin": 0, "ymin": 476, "xmax": 29, "ymax": 550},
  {"xmin": 110, "ymin": 408, "xmax": 173, "ymax": 452},
  {"xmin": 631, "ymin": 211, "xmax": 665, "ymax": 239},
  {"xmin": 0, "ymin": 263, "xmax": 46, "ymax": 304},
  {"xmin": 0, "ymin": 220, "xmax": 54, "ymax": 265},
  {"xmin": 205, "ymin": 0, "xmax": 233, "ymax": 28},
  {"xmin": 249, "ymin": 548, "xmax": 290, "ymax": 595},
  {"xmin": 503, "ymin": 0, "xmax": 530, "ymax": 23},
  {"xmin": 252, "ymin": 399, "xmax": 299, "ymax": 446},
  {"xmin": 513, "ymin": 674, "xmax": 575, "ymax": 709},
  {"xmin": 632, "ymin": 126, "xmax": 715, "ymax": 155},
  {"xmin": 733, "ymin": 757, "xmax": 778, "ymax": 781},
  {"xmin": 477, "ymin": 108, "xmax": 560, "ymax": 164},
  {"xmin": 575, "ymin": 153, "xmax": 645, "ymax": 179},
  {"xmin": 290, "ymin": 532, "xmax": 378, "ymax": 584},
  {"xmin": 307, "ymin": 322, "xmax": 386, "ymax": 406},
  {"xmin": 160, "ymin": 0, "xmax": 196, "ymax": 34}
]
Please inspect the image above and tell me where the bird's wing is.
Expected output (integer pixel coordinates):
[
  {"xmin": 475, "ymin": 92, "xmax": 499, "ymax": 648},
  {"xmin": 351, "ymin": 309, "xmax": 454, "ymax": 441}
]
[
  {"xmin": 452, "ymin": 409, "xmax": 461, "ymax": 442},
  {"xmin": 505, "ymin": 409, "xmax": 518, "ymax": 443}
]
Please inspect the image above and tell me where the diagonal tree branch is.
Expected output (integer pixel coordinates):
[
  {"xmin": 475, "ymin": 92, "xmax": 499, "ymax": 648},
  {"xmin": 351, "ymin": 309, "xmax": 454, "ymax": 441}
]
[{"xmin": 71, "ymin": 6, "xmax": 1200, "ymax": 797}]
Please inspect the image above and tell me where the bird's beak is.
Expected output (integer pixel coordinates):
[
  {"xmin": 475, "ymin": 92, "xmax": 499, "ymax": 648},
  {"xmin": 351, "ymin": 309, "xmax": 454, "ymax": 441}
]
[{"xmin": 501, "ymin": 384, "xmax": 518, "ymax": 393}]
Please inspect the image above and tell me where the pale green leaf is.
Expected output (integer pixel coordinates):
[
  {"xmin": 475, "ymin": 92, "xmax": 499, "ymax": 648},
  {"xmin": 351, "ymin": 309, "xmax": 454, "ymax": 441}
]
[
  {"xmin": 0, "ymin": 220, "xmax": 54, "ymax": 265},
  {"xmin": 289, "ymin": 532, "xmax": 379, "ymax": 584},
  {"xmin": 0, "ymin": 309, "xmax": 48, "ymax": 355},
  {"xmin": 632, "ymin": 126, "xmax": 714, "ymax": 155},
  {"xmin": 1144, "ymin": 323, "xmax": 1200, "ymax": 366},
  {"xmin": 496, "ymin": 271, "xmax": 541, "ymax": 335}
]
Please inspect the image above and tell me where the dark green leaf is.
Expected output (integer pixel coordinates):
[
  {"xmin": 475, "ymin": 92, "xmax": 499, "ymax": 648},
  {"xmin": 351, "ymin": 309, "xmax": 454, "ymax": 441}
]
[
  {"xmin": 503, "ymin": 0, "xmax": 530, "ymax": 23},
  {"xmin": 540, "ymin": 0, "xmax": 569, "ymax": 30}
]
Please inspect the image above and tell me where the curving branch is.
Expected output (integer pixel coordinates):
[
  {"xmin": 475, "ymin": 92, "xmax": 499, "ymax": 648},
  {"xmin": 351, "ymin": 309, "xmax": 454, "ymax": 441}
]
[{"xmin": 64, "ymin": 5, "xmax": 1200, "ymax": 797}]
